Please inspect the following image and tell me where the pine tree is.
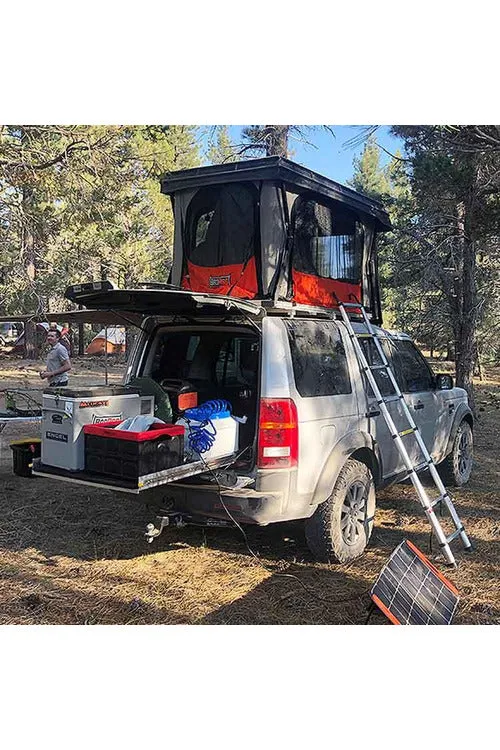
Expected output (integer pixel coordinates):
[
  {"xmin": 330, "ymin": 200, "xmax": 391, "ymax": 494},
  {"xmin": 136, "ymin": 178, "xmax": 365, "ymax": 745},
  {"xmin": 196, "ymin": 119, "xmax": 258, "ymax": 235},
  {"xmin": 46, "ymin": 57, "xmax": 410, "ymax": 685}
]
[
  {"xmin": 240, "ymin": 125, "xmax": 291, "ymax": 157},
  {"xmin": 349, "ymin": 135, "xmax": 390, "ymax": 199},
  {"xmin": 207, "ymin": 126, "xmax": 237, "ymax": 164},
  {"xmin": 390, "ymin": 125, "xmax": 500, "ymax": 405},
  {"xmin": 0, "ymin": 125, "xmax": 201, "ymax": 316}
]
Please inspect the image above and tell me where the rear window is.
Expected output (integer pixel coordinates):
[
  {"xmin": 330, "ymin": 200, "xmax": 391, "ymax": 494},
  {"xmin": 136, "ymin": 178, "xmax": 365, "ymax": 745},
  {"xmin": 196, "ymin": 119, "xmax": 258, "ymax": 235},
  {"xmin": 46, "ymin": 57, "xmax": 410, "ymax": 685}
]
[
  {"xmin": 286, "ymin": 320, "xmax": 351, "ymax": 397},
  {"xmin": 144, "ymin": 329, "xmax": 259, "ymax": 388}
]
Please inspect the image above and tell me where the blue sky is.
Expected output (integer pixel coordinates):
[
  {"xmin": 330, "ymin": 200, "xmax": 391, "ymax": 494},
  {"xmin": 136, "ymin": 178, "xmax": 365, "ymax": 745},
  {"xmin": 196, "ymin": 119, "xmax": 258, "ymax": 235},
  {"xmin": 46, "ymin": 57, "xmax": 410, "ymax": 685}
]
[{"xmin": 199, "ymin": 126, "xmax": 404, "ymax": 187}]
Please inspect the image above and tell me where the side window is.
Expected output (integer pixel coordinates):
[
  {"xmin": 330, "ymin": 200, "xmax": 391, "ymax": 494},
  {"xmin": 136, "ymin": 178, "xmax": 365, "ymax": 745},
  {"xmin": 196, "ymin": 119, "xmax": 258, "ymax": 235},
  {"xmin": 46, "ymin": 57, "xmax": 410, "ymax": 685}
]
[
  {"xmin": 286, "ymin": 321, "xmax": 351, "ymax": 397},
  {"xmin": 360, "ymin": 339, "xmax": 396, "ymax": 397},
  {"xmin": 392, "ymin": 340, "xmax": 434, "ymax": 393}
]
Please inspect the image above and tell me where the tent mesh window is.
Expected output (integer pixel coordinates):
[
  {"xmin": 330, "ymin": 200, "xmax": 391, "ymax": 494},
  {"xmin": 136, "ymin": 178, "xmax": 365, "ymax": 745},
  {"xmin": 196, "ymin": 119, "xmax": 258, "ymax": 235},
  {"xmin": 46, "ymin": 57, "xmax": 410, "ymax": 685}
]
[
  {"xmin": 185, "ymin": 183, "xmax": 259, "ymax": 268},
  {"xmin": 292, "ymin": 195, "xmax": 364, "ymax": 283}
]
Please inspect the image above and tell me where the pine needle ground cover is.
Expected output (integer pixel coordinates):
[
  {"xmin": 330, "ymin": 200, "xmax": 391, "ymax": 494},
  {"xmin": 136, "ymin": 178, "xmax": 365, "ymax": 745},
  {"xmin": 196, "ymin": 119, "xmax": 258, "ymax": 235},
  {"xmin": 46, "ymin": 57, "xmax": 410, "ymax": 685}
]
[{"xmin": 0, "ymin": 358, "xmax": 499, "ymax": 625}]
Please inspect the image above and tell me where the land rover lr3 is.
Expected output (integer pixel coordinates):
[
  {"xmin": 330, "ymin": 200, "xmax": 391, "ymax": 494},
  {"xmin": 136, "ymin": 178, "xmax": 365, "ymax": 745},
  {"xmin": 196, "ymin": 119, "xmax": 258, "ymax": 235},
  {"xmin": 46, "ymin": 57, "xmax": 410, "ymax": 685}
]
[{"xmin": 58, "ymin": 158, "xmax": 473, "ymax": 562}]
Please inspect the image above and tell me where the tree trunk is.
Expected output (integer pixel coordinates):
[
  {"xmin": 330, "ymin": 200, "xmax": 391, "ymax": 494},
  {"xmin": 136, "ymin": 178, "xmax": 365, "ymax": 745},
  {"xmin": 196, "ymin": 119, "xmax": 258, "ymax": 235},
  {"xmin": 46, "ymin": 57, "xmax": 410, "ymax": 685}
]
[
  {"xmin": 24, "ymin": 320, "xmax": 37, "ymax": 360},
  {"xmin": 78, "ymin": 323, "xmax": 85, "ymax": 355},
  {"xmin": 453, "ymin": 196, "xmax": 477, "ymax": 412},
  {"xmin": 21, "ymin": 186, "xmax": 36, "ymax": 283},
  {"xmin": 265, "ymin": 126, "xmax": 290, "ymax": 157}
]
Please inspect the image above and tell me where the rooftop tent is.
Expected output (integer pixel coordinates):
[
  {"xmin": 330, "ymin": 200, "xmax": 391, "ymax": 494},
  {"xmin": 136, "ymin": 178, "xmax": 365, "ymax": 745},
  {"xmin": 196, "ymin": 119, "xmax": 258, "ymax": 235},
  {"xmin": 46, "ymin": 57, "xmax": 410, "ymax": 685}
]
[{"xmin": 161, "ymin": 157, "xmax": 391, "ymax": 321}]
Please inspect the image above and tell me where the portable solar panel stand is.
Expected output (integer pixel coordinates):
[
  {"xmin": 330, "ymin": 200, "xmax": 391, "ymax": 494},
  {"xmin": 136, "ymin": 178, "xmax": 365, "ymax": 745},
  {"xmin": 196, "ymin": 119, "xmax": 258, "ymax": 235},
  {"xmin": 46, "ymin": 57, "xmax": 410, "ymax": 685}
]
[
  {"xmin": 338, "ymin": 300, "xmax": 472, "ymax": 567},
  {"xmin": 370, "ymin": 540, "xmax": 460, "ymax": 624}
]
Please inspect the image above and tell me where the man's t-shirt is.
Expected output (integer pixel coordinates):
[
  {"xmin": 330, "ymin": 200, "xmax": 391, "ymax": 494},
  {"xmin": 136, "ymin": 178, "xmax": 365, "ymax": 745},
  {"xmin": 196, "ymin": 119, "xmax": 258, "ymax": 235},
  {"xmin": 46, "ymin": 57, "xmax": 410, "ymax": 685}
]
[{"xmin": 46, "ymin": 342, "xmax": 70, "ymax": 386}]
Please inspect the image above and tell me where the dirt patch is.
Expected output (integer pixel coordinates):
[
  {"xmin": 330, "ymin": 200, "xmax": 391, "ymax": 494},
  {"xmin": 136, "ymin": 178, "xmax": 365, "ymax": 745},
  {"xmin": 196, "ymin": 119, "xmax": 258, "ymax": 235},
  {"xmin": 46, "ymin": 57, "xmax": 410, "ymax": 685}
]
[{"xmin": 1, "ymin": 359, "xmax": 499, "ymax": 625}]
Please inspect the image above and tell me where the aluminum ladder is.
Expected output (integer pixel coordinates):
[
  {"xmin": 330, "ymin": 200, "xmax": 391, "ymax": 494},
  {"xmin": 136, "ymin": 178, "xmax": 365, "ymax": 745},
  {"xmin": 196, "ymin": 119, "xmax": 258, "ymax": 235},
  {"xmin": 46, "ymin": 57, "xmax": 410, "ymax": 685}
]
[{"xmin": 338, "ymin": 301, "xmax": 472, "ymax": 567}]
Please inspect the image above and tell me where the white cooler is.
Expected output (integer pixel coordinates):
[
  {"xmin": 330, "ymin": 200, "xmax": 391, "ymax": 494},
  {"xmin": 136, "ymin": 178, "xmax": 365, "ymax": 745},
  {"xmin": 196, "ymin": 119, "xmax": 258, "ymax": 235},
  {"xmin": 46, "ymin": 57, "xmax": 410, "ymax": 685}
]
[{"xmin": 41, "ymin": 386, "xmax": 154, "ymax": 471}]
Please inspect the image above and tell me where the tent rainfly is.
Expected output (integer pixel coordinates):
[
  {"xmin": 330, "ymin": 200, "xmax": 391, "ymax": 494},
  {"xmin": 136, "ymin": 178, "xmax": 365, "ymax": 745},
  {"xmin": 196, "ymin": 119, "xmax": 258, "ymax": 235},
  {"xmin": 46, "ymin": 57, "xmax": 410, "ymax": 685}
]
[{"xmin": 160, "ymin": 156, "xmax": 392, "ymax": 322}]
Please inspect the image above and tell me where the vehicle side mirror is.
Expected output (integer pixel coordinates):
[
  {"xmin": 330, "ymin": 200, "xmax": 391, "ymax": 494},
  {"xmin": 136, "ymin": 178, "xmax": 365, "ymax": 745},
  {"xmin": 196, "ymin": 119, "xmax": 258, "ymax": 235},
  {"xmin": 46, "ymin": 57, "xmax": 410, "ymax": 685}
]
[{"xmin": 435, "ymin": 373, "xmax": 453, "ymax": 390}]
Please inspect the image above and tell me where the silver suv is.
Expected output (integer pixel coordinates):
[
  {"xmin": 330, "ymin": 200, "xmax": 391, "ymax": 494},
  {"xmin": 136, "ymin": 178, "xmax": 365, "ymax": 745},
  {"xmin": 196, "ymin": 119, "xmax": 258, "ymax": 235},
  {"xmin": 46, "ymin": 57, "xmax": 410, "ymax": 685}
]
[{"xmin": 123, "ymin": 292, "xmax": 473, "ymax": 563}]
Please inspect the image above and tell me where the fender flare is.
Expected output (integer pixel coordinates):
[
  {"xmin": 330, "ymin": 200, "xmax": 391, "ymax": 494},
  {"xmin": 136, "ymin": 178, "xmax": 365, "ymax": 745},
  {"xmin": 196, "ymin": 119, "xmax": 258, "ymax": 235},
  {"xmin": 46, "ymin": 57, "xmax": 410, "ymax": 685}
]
[
  {"xmin": 444, "ymin": 404, "xmax": 474, "ymax": 456},
  {"xmin": 311, "ymin": 430, "xmax": 381, "ymax": 508}
]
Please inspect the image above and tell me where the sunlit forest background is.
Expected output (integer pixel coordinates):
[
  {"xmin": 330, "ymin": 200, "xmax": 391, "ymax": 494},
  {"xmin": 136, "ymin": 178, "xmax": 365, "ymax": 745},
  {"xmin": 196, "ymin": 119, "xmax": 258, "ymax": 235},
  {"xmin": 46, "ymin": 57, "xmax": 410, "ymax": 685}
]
[{"xmin": 1, "ymin": 125, "xmax": 499, "ymax": 395}]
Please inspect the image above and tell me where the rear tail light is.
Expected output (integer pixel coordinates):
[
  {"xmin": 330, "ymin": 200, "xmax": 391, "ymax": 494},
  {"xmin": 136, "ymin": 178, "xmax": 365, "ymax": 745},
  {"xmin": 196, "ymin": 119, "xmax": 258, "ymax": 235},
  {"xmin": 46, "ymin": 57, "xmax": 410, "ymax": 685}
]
[{"xmin": 257, "ymin": 398, "xmax": 298, "ymax": 469}]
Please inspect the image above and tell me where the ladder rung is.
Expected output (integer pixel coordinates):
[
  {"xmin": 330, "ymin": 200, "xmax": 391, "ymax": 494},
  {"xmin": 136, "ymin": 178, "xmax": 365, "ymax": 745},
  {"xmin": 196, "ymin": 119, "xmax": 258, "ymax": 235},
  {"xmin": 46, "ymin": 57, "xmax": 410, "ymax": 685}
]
[
  {"xmin": 431, "ymin": 495, "xmax": 445, "ymax": 508},
  {"xmin": 369, "ymin": 364, "xmax": 387, "ymax": 371},
  {"xmin": 395, "ymin": 427, "xmax": 416, "ymax": 438},
  {"xmin": 380, "ymin": 394, "xmax": 402, "ymax": 404},
  {"xmin": 356, "ymin": 333, "xmax": 373, "ymax": 338},
  {"xmin": 341, "ymin": 302, "xmax": 363, "ymax": 308},
  {"xmin": 446, "ymin": 528, "xmax": 465, "ymax": 544},
  {"xmin": 412, "ymin": 461, "xmax": 432, "ymax": 474}
]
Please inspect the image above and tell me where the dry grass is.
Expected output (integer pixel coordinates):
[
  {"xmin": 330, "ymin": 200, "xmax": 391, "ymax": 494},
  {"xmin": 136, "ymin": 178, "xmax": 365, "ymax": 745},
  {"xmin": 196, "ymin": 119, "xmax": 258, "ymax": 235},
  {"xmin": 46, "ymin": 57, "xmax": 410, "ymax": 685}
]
[{"xmin": 0, "ymin": 356, "xmax": 499, "ymax": 625}]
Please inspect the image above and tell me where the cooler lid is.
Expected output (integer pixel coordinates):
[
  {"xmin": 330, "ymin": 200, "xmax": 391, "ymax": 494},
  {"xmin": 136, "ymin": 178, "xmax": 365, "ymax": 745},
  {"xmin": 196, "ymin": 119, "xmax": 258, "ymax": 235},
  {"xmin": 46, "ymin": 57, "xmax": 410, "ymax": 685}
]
[
  {"xmin": 43, "ymin": 385, "xmax": 140, "ymax": 398},
  {"xmin": 65, "ymin": 282, "xmax": 264, "ymax": 318}
]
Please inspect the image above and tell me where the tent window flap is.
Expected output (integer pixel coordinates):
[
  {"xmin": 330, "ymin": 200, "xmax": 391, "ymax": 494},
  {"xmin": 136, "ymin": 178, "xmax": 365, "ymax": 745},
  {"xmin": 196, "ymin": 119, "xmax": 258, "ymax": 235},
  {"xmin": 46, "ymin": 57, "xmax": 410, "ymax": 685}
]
[
  {"xmin": 181, "ymin": 183, "xmax": 260, "ymax": 298},
  {"xmin": 290, "ymin": 193, "xmax": 369, "ymax": 308}
]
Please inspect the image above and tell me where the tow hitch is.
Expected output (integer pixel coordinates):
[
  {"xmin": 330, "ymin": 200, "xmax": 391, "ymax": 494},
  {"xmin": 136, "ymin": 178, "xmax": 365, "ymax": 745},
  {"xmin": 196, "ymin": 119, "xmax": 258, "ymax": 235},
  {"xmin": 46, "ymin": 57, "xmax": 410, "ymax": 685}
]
[
  {"xmin": 145, "ymin": 514, "xmax": 186, "ymax": 543},
  {"xmin": 144, "ymin": 512, "xmax": 235, "ymax": 543}
]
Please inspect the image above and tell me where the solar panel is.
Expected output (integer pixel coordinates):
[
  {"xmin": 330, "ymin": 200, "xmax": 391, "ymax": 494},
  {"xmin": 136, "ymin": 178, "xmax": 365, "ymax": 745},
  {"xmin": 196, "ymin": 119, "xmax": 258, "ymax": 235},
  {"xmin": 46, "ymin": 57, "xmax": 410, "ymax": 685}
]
[{"xmin": 371, "ymin": 540, "xmax": 459, "ymax": 625}]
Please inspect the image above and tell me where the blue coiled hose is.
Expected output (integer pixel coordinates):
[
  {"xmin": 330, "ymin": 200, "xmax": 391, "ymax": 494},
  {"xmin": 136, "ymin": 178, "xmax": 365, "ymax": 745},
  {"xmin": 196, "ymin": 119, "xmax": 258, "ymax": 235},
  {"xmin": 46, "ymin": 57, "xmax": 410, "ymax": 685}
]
[{"xmin": 184, "ymin": 400, "xmax": 232, "ymax": 454}]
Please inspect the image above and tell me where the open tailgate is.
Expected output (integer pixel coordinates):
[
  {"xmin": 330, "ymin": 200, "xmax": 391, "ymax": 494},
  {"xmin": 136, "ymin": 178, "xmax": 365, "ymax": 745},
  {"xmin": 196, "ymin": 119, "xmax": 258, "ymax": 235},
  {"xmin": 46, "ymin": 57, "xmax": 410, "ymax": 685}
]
[{"xmin": 65, "ymin": 282, "xmax": 264, "ymax": 318}]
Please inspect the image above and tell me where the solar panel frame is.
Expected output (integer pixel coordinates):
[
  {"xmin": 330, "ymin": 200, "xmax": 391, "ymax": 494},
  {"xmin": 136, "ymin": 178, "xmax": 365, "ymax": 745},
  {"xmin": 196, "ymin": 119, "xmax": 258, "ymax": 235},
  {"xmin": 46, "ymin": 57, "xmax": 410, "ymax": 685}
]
[{"xmin": 371, "ymin": 540, "xmax": 459, "ymax": 625}]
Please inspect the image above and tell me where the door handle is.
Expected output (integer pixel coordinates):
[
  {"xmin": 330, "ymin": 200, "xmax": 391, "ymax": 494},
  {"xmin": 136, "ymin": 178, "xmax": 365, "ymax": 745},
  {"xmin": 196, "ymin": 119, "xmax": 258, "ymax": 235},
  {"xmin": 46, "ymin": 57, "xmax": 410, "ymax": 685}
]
[{"xmin": 414, "ymin": 403, "xmax": 425, "ymax": 410}]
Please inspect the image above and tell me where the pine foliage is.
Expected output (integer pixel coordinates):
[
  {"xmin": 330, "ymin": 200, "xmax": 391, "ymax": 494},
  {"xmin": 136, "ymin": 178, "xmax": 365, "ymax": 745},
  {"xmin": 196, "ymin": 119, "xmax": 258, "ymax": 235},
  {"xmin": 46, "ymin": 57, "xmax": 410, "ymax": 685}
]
[{"xmin": 0, "ymin": 125, "xmax": 200, "ymax": 314}]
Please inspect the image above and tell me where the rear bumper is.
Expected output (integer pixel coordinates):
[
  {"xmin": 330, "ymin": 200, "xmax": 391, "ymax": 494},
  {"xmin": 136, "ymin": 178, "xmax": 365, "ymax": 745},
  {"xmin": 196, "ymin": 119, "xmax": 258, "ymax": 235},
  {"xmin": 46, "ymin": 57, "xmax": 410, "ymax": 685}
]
[
  {"xmin": 145, "ymin": 469, "xmax": 314, "ymax": 525},
  {"xmin": 145, "ymin": 484, "xmax": 286, "ymax": 525}
]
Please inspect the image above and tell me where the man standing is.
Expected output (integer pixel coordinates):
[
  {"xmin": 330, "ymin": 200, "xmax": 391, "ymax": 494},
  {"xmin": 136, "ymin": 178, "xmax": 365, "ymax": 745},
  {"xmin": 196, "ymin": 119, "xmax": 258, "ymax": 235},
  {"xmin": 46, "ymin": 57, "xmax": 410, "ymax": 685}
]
[{"xmin": 40, "ymin": 329, "xmax": 72, "ymax": 387}]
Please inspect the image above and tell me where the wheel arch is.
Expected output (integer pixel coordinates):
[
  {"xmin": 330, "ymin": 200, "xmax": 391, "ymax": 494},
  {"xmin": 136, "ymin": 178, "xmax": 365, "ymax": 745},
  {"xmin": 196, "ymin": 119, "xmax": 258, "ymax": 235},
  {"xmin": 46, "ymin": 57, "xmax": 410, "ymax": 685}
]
[
  {"xmin": 311, "ymin": 431, "xmax": 380, "ymax": 508},
  {"xmin": 444, "ymin": 404, "xmax": 474, "ymax": 457}
]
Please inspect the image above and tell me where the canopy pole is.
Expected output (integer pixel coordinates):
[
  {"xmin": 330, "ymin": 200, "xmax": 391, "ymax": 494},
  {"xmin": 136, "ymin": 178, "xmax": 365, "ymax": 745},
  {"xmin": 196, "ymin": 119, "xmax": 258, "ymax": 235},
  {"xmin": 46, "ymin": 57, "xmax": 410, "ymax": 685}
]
[{"xmin": 104, "ymin": 324, "xmax": 108, "ymax": 385}]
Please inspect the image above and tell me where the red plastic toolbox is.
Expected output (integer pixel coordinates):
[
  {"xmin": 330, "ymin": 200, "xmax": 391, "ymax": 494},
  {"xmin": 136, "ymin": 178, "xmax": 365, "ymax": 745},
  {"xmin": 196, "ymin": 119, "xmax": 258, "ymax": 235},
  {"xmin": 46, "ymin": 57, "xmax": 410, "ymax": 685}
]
[{"xmin": 83, "ymin": 420, "xmax": 185, "ymax": 478}]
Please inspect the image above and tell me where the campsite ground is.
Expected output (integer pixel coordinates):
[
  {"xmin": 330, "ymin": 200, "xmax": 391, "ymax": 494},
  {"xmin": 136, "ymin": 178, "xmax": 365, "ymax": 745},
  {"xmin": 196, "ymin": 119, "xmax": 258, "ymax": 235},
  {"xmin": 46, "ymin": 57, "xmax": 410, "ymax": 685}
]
[{"xmin": 0, "ymin": 355, "xmax": 499, "ymax": 625}]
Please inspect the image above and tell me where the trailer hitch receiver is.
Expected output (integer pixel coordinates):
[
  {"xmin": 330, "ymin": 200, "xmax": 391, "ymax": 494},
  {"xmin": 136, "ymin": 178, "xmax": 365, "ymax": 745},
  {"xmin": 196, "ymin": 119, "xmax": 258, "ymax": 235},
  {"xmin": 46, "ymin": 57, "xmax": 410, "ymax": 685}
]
[{"xmin": 144, "ymin": 514, "xmax": 187, "ymax": 543}]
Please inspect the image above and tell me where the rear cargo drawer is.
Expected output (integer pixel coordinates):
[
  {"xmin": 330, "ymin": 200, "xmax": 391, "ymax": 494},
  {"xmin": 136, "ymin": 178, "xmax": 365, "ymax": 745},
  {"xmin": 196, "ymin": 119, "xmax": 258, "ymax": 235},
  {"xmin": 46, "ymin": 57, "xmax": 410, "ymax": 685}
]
[{"xmin": 32, "ymin": 454, "xmax": 237, "ymax": 494}]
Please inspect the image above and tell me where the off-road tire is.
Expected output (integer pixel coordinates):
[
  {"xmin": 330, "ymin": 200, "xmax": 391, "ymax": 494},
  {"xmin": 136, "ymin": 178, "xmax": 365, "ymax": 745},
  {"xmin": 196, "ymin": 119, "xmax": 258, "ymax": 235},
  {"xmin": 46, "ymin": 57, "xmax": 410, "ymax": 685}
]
[
  {"xmin": 305, "ymin": 459, "xmax": 376, "ymax": 564},
  {"xmin": 438, "ymin": 420, "xmax": 473, "ymax": 487}
]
